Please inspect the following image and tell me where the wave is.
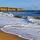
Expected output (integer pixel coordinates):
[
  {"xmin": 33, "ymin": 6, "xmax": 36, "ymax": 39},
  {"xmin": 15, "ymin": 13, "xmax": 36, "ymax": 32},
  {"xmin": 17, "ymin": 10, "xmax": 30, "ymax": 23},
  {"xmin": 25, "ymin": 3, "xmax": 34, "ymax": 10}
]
[
  {"xmin": 28, "ymin": 16, "xmax": 40, "ymax": 25},
  {"xmin": 0, "ymin": 12, "xmax": 14, "ymax": 17}
]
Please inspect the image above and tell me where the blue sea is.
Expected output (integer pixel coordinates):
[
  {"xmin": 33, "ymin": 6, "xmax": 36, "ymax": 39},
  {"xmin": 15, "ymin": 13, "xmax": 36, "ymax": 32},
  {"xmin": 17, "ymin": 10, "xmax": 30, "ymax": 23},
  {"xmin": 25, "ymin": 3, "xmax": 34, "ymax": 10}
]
[{"xmin": 10, "ymin": 12, "xmax": 40, "ymax": 16}]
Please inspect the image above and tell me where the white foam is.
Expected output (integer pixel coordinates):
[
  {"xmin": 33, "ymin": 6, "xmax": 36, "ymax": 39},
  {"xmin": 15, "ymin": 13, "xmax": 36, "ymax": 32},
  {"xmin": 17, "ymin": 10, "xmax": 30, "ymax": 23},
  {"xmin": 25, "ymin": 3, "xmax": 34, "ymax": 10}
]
[{"xmin": 0, "ymin": 12, "xmax": 14, "ymax": 17}]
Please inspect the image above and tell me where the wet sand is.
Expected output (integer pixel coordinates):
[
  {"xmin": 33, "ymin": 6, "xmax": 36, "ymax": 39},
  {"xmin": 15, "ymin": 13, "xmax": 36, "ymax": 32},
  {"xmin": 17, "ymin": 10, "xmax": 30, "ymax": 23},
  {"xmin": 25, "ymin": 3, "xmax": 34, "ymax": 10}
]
[{"xmin": 0, "ymin": 31, "xmax": 28, "ymax": 40}]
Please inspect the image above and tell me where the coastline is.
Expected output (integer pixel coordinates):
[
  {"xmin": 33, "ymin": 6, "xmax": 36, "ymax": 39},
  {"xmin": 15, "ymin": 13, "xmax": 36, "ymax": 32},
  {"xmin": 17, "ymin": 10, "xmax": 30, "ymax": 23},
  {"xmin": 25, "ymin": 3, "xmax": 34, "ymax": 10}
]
[{"xmin": 0, "ymin": 30, "xmax": 27, "ymax": 40}]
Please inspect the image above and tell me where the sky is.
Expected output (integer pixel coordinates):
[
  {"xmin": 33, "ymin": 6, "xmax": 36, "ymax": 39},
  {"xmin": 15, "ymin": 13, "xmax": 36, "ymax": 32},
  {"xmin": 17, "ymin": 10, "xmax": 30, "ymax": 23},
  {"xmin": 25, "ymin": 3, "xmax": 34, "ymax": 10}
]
[{"xmin": 0, "ymin": 0, "xmax": 40, "ymax": 10}]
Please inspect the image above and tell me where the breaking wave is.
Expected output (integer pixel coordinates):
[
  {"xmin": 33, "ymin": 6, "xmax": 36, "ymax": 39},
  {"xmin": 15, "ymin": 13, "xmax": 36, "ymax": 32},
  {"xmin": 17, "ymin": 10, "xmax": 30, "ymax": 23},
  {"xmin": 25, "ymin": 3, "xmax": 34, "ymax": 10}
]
[
  {"xmin": 0, "ymin": 12, "xmax": 14, "ymax": 17},
  {"xmin": 0, "ymin": 12, "xmax": 29, "ymax": 28}
]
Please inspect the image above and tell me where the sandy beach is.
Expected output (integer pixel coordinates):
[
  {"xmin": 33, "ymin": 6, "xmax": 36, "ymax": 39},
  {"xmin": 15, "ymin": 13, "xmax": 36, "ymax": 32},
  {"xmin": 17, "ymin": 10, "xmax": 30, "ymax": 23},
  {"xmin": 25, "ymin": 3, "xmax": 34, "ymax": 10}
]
[{"xmin": 0, "ymin": 29, "xmax": 27, "ymax": 40}]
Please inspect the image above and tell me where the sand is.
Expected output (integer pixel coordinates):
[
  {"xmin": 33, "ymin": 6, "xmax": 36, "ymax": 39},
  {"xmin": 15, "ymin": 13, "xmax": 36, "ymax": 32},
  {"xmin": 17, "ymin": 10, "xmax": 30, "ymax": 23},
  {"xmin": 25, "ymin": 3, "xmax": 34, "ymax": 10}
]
[{"xmin": 0, "ymin": 32, "xmax": 28, "ymax": 40}]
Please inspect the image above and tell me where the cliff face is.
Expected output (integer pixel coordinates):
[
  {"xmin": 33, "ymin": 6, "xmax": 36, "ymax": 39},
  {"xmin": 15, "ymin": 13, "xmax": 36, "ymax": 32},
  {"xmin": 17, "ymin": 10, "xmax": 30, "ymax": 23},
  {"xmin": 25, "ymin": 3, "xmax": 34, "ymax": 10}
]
[{"xmin": 0, "ymin": 7, "xmax": 23, "ymax": 12}]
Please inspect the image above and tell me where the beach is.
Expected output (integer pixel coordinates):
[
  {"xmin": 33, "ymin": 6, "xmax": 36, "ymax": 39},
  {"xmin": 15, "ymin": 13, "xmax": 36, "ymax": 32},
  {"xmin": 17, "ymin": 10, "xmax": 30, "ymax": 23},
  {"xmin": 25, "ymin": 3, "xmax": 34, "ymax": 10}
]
[
  {"xmin": 0, "ymin": 12, "xmax": 40, "ymax": 40},
  {"xmin": 0, "ymin": 29, "xmax": 27, "ymax": 40},
  {"xmin": 0, "ymin": 12, "xmax": 28, "ymax": 40}
]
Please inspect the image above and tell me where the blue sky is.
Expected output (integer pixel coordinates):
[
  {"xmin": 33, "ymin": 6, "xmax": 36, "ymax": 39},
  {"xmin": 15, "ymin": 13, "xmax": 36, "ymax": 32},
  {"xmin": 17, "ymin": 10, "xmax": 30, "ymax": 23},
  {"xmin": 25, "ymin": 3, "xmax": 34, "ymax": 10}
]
[{"xmin": 0, "ymin": 0, "xmax": 40, "ymax": 10}]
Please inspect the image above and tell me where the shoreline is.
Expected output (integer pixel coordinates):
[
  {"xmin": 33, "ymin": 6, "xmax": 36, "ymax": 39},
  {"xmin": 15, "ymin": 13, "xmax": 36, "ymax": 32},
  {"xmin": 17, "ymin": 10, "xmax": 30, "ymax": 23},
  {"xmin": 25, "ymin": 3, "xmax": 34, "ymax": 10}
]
[{"xmin": 0, "ymin": 31, "xmax": 27, "ymax": 40}]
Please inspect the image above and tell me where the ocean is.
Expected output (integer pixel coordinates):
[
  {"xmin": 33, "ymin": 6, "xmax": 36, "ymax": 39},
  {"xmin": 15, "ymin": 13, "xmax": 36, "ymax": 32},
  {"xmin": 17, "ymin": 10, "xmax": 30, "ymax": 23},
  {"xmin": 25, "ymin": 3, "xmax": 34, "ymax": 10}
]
[
  {"xmin": 0, "ymin": 12, "xmax": 40, "ymax": 40},
  {"xmin": 0, "ymin": 11, "xmax": 40, "ymax": 27},
  {"xmin": 11, "ymin": 12, "xmax": 40, "ymax": 16}
]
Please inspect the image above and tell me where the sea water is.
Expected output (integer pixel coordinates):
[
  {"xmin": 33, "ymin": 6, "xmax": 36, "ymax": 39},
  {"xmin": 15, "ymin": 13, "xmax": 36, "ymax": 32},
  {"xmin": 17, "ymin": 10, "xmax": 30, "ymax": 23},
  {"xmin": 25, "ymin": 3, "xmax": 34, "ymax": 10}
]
[
  {"xmin": 0, "ymin": 12, "xmax": 40, "ymax": 40},
  {"xmin": 0, "ymin": 12, "xmax": 29, "ymax": 28}
]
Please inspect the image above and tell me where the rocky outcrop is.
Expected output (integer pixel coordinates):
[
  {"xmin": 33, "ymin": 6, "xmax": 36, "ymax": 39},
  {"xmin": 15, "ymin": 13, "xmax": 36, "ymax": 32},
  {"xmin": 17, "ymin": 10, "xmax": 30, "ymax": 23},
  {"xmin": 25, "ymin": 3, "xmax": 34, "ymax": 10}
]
[{"xmin": 0, "ymin": 7, "xmax": 23, "ymax": 12}]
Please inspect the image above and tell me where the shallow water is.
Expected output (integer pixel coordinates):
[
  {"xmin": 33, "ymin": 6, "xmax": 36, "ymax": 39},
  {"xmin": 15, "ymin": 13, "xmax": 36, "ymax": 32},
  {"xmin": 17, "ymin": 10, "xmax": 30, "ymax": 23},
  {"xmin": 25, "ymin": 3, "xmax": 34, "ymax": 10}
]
[
  {"xmin": 0, "ymin": 12, "xmax": 40, "ymax": 40},
  {"xmin": 0, "ymin": 12, "xmax": 28, "ymax": 26}
]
